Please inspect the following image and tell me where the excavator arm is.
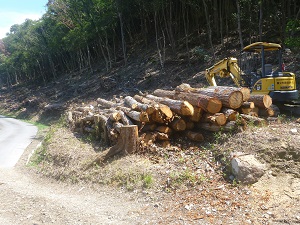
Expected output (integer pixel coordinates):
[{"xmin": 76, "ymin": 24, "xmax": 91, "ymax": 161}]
[{"xmin": 205, "ymin": 57, "xmax": 243, "ymax": 87}]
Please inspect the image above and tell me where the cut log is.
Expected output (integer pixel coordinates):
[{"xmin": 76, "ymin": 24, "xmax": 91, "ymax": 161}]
[
  {"xmin": 258, "ymin": 104, "xmax": 280, "ymax": 117},
  {"xmin": 153, "ymin": 89, "xmax": 176, "ymax": 99},
  {"xmin": 155, "ymin": 126, "xmax": 172, "ymax": 134},
  {"xmin": 202, "ymin": 112, "xmax": 227, "ymax": 126},
  {"xmin": 97, "ymin": 98, "xmax": 121, "ymax": 108},
  {"xmin": 248, "ymin": 95, "xmax": 272, "ymax": 109},
  {"xmin": 180, "ymin": 85, "xmax": 243, "ymax": 109},
  {"xmin": 170, "ymin": 117, "xmax": 186, "ymax": 131},
  {"xmin": 205, "ymin": 86, "xmax": 251, "ymax": 102},
  {"xmin": 118, "ymin": 110, "xmax": 133, "ymax": 125},
  {"xmin": 240, "ymin": 114, "xmax": 267, "ymax": 126},
  {"xmin": 94, "ymin": 114, "xmax": 109, "ymax": 145},
  {"xmin": 124, "ymin": 96, "xmax": 155, "ymax": 114},
  {"xmin": 140, "ymin": 124, "xmax": 157, "ymax": 132},
  {"xmin": 239, "ymin": 102, "xmax": 255, "ymax": 114},
  {"xmin": 109, "ymin": 111, "xmax": 122, "ymax": 122},
  {"xmin": 189, "ymin": 106, "xmax": 204, "ymax": 122},
  {"xmin": 185, "ymin": 121, "xmax": 195, "ymax": 130},
  {"xmin": 117, "ymin": 107, "xmax": 149, "ymax": 123},
  {"xmin": 176, "ymin": 92, "xmax": 222, "ymax": 113},
  {"xmin": 221, "ymin": 108, "xmax": 238, "ymax": 121},
  {"xmin": 185, "ymin": 131, "xmax": 204, "ymax": 142},
  {"xmin": 197, "ymin": 121, "xmax": 238, "ymax": 132},
  {"xmin": 146, "ymin": 94, "xmax": 194, "ymax": 116}
]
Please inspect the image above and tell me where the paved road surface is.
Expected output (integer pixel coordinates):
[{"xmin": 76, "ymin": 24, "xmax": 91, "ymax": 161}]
[{"xmin": 0, "ymin": 115, "xmax": 37, "ymax": 168}]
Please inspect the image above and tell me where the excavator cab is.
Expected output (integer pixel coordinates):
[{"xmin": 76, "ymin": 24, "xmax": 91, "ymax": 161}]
[{"xmin": 239, "ymin": 42, "xmax": 298, "ymax": 101}]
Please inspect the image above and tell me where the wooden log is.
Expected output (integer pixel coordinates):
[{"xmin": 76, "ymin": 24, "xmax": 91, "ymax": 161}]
[
  {"xmin": 185, "ymin": 131, "xmax": 204, "ymax": 142},
  {"xmin": 221, "ymin": 108, "xmax": 238, "ymax": 121},
  {"xmin": 146, "ymin": 94, "xmax": 194, "ymax": 116},
  {"xmin": 202, "ymin": 112, "xmax": 227, "ymax": 126},
  {"xmin": 179, "ymin": 85, "xmax": 243, "ymax": 109},
  {"xmin": 134, "ymin": 95, "xmax": 173, "ymax": 121},
  {"xmin": 94, "ymin": 114, "xmax": 109, "ymax": 144},
  {"xmin": 116, "ymin": 106, "xmax": 149, "ymax": 123},
  {"xmin": 109, "ymin": 111, "xmax": 122, "ymax": 122},
  {"xmin": 248, "ymin": 95, "xmax": 272, "ymax": 109},
  {"xmin": 185, "ymin": 121, "xmax": 195, "ymax": 130},
  {"xmin": 113, "ymin": 122, "xmax": 123, "ymax": 133},
  {"xmin": 97, "ymin": 98, "xmax": 121, "ymax": 108},
  {"xmin": 140, "ymin": 124, "xmax": 157, "ymax": 132},
  {"xmin": 205, "ymin": 86, "xmax": 251, "ymax": 102},
  {"xmin": 189, "ymin": 106, "xmax": 204, "ymax": 122},
  {"xmin": 197, "ymin": 121, "xmax": 238, "ymax": 132},
  {"xmin": 153, "ymin": 89, "xmax": 176, "ymax": 99},
  {"xmin": 177, "ymin": 92, "xmax": 222, "ymax": 113},
  {"xmin": 258, "ymin": 104, "xmax": 280, "ymax": 117},
  {"xmin": 118, "ymin": 110, "xmax": 134, "ymax": 125},
  {"xmin": 240, "ymin": 114, "xmax": 267, "ymax": 126},
  {"xmin": 170, "ymin": 117, "xmax": 186, "ymax": 131},
  {"xmin": 155, "ymin": 126, "xmax": 172, "ymax": 134},
  {"xmin": 239, "ymin": 102, "xmax": 255, "ymax": 114},
  {"xmin": 124, "ymin": 96, "xmax": 155, "ymax": 114}
]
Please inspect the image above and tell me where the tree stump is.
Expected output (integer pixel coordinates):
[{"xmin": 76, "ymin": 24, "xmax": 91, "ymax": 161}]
[{"xmin": 103, "ymin": 125, "xmax": 139, "ymax": 161}]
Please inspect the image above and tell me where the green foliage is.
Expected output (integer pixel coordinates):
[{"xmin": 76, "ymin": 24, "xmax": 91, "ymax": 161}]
[
  {"xmin": 0, "ymin": 0, "xmax": 299, "ymax": 86},
  {"xmin": 285, "ymin": 19, "xmax": 300, "ymax": 49}
]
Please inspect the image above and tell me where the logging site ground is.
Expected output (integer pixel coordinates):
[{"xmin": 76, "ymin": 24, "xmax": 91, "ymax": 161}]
[{"xmin": 0, "ymin": 41, "xmax": 300, "ymax": 224}]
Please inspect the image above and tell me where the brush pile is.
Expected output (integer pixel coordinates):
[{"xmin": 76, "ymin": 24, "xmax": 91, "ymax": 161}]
[{"xmin": 66, "ymin": 83, "xmax": 278, "ymax": 153}]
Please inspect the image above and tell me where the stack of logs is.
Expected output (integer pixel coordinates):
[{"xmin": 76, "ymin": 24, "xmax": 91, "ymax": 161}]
[{"xmin": 67, "ymin": 83, "xmax": 278, "ymax": 158}]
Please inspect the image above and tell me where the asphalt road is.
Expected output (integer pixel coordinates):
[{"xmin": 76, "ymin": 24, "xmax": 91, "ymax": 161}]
[{"xmin": 0, "ymin": 116, "xmax": 37, "ymax": 168}]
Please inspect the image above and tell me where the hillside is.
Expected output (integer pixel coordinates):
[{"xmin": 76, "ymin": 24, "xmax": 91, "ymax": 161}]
[{"xmin": 0, "ymin": 38, "xmax": 300, "ymax": 224}]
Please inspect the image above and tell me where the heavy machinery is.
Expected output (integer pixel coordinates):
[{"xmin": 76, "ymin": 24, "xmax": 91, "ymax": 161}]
[{"xmin": 205, "ymin": 42, "xmax": 300, "ymax": 114}]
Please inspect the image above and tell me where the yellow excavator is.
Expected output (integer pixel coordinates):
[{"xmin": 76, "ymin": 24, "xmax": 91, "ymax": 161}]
[{"xmin": 205, "ymin": 42, "xmax": 299, "ymax": 114}]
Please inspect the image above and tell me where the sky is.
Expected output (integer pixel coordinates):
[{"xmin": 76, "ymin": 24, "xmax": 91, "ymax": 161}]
[{"xmin": 0, "ymin": 0, "xmax": 48, "ymax": 39}]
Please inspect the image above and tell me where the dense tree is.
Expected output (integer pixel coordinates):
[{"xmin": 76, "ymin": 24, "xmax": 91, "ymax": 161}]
[{"xmin": 0, "ymin": 0, "xmax": 299, "ymax": 86}]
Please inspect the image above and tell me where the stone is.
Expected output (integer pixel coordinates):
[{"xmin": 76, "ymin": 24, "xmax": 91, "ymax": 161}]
[{"xmin": 231, "ymin": 153, "xmax": 266, "ymax": 184}]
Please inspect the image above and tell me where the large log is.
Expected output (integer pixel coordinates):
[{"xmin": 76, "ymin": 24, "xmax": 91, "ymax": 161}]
[
  {"xmin": 206, "ymin": 86, "xmax": 251, "ymax": 102},
  {"xmin": 154, "ymin": 89, "xmax": 222, "ymax": 114},
  {"xmin": 146, "ymin": 94, "xmax": 194, "ymax": 116},
  {"xmin": 177, "ymin": 85, "xmax": 243, "ymax": 109},
  {"xmin": 248, "ymin": 95, "xmax": 272, "ymax": 109},
  {"xmin": 177, "ymin": 92, "xmax": 222, "ymax": 113}
]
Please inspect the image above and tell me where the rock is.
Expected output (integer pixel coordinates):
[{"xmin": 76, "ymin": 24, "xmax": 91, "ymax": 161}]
[
  {"xmin": 231, "ymin": 153, "xmax": 266, "ymax": 184},
  {"xmin": 289, "ymin": 128, "xmax": 298, "ymax": 135}
]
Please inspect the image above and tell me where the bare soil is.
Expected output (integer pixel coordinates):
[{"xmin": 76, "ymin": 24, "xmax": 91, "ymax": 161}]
[{"xmin": 0, "ymin": 42, "xmax": 300, "ymax": 224}]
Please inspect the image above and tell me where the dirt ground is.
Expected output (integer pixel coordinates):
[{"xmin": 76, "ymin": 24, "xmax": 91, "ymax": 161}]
[{"xmin": 0, "ymin": 42, "xmax": 300, "ymax": 224}]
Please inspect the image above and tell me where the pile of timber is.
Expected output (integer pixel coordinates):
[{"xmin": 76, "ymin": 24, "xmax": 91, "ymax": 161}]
[{"xmin": 66, "ymin": 84, "xmax": 277, "ymax": 152}]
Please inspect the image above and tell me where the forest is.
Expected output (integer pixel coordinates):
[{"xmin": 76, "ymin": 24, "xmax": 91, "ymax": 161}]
[{"xmin": 0, "ymin": 0, "xmax": 299, "ymax": 87}]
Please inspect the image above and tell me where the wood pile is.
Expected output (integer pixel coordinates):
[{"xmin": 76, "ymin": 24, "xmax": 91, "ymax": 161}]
[{"xmin": 66, "ymin": 83, "xmax": 276, "ymax": 159}]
